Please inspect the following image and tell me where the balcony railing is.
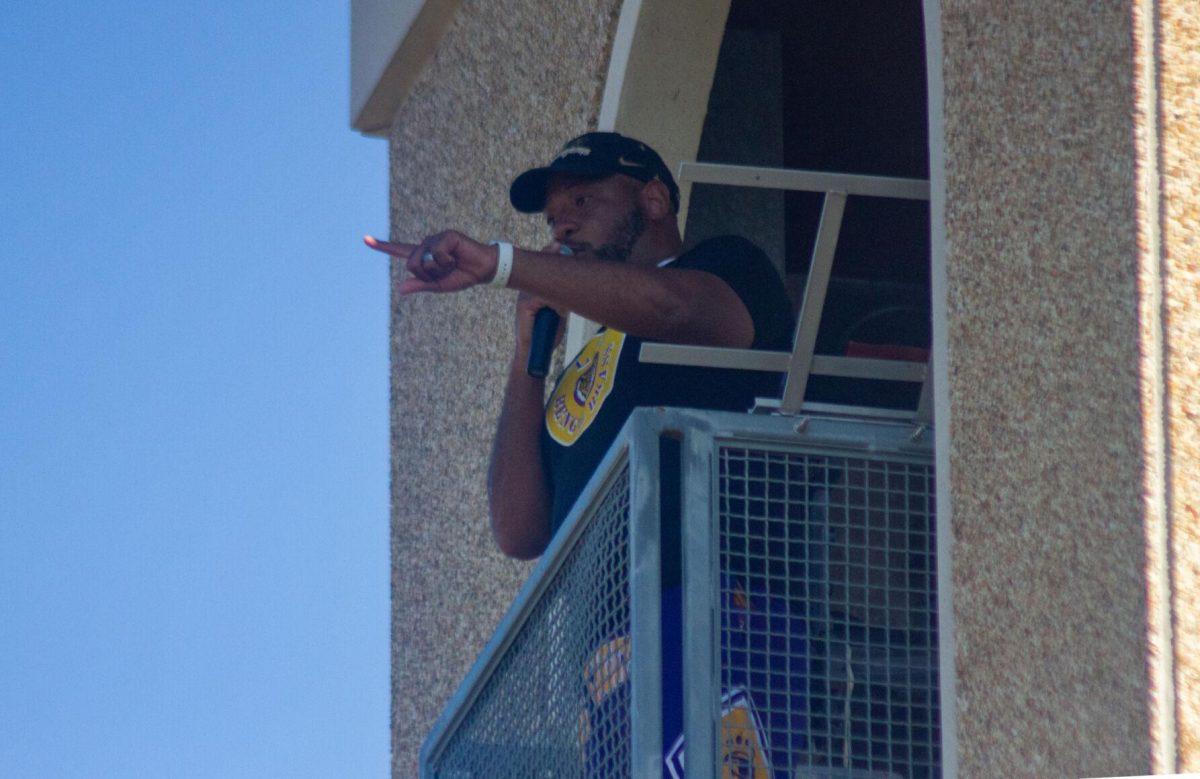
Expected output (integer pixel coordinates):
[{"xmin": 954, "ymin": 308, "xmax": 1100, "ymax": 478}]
[
  {"xmin": 421, "ymin": 407, "xmax": 939, "ymax": 778},
  {"xmin": 645, "ymin": 162, "xmax": 933, "ymax": 423}
]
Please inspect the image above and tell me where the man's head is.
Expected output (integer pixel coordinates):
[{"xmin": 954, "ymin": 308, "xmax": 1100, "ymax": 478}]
[{"xmin": 509, "ymin": 133, "xmax": 682, "ymax": 263}]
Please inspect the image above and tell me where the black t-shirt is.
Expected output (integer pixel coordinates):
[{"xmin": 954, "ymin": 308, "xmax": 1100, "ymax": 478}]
[{"xmin": 540, "ymin": 235, "xmax": 795, "ymax": 533}]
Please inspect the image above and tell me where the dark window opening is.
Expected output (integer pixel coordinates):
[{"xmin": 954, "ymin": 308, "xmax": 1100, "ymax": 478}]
[{"xmin": 684, "ymin": 0, "xmax": 930, "ymax": 410}]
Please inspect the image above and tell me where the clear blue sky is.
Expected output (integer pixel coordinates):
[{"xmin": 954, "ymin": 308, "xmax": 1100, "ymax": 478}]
[{"xmin": 1, "ymin": 3, "xmax": 390, "ymax": 776}]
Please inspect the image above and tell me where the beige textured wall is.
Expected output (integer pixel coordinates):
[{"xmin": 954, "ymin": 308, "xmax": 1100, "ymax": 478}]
[
  {"xmin": 1134, "ymin": 0, "xmax": 1174, "ymax": 771},
  {"xmin": 1158, "ymin": 0, "xmax": 1200, "ymax": 770},
  {"xmin": 378, "ymin": 0, "xmax": 1198, "ymax": 774},
  {"xmin": 940, "ymin": 2, "xmax": 1157, "ymax": 775},
  {"xmin": 385, "ymin": 0, "xmax": 621, "ymax": 775}
]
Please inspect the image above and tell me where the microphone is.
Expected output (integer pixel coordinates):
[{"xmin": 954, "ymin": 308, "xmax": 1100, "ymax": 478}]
[{"xmin": 526, "ymin": 245, "xmax": 572, "ymax": 378}]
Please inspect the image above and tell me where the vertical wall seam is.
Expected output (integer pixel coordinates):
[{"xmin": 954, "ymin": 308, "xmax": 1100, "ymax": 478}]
[
  {"xmin": 1137, "ymin": 0, "xmax": 1177, "ymax": 770},
  {"xmin": 1152, "ymin": 0, "xmax": 1180, "ymax": 767}
]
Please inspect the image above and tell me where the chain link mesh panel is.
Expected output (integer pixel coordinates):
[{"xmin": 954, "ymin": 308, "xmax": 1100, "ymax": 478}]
[
  {"xmin": 429, "ymin": 465, "xmax": 632, "ymax": 779},
  {"xmin": 718, "ymin": 444, "xmax": 938, "ymax": 779}
]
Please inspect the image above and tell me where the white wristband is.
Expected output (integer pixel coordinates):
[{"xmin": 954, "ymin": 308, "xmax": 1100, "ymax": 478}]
[{"xmin": 488, "ymin": 241, "xmax": 514, "ymax": 288}]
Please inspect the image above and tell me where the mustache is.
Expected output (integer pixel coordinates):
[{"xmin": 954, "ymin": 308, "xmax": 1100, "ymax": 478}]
[{"xmin": 564, "ymin": 241, "xmax": 630, "ymax": 263}]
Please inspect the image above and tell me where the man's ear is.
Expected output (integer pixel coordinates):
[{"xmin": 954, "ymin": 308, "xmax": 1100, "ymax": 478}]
[{"xmin": 638, "ymin": 179, "xmax": 673, "ymax": 221}]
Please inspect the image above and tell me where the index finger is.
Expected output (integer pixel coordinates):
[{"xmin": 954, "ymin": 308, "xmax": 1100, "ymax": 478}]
[{"xmin": 363, "ymin": 235, "xmax": 418, "ymax": 257}]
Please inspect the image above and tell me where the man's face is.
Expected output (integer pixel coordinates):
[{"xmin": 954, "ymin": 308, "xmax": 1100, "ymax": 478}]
[{"xmin": 543, "ymin": 174, "xmax": 646, "ymax": 263}]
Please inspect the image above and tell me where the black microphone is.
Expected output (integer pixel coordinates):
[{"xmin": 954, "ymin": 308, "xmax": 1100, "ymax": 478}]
[
  {"xmin": 526, "ymin": 245, "xmax": 572, "ymax": 378},
  {"xmin": 527, "ymin": 308, "xmax": 559, "ymax": 378}
]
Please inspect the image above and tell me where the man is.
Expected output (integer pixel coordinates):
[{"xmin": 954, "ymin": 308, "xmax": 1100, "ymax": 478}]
[
  {"xmin": 366, "ymin": 131, "xmax": 794, "ymax": 560},
  {"xmin": 368, "ymin": 132, "xmax": 800, "ymax": 775}
]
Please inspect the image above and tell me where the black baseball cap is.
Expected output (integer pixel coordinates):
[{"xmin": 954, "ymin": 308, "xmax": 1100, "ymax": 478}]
[{"xmin": 509, "ymin": 132, "xmax": 680, "ymax": 214}]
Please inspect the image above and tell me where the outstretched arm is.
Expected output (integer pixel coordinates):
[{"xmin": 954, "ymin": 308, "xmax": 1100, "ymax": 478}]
[{"xmin": 364, "ymin": 232, "xmax": 754, "ymax": 349}]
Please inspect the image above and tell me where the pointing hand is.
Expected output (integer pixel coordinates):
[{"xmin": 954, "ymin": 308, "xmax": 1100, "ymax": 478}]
[{"xmin": 363, "ymin": 231, "xmax": 499, "ymax": 294}]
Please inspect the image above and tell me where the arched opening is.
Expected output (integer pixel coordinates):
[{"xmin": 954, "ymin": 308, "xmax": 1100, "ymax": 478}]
[
  {"xmin": 684, "ymin": 0, "xmax": 931, "ymax": 412},
  {"xmin": 596, "ymin": 1, "xmax": 956, "ymax": 776}
]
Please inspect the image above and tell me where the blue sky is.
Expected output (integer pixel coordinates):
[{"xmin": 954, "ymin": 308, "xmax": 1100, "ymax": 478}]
[{"xmin": 1, "ymin": 3, "xmax": 390, "ymax": 775}]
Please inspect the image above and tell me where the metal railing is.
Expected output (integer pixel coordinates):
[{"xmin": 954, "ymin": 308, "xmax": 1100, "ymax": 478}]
[
  {"xmin": 643, "ymin": 162, "xmax": 934, "ymax": 423},
  {"xmin": 421, "ymin": 408, "xmax": 939, "ymax": 778}
]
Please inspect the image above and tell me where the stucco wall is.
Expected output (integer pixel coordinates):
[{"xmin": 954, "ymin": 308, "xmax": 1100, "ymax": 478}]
[
  {"xmin": 385, "ymin": 0, "xmax": 622, "ymax": 775},
  {"xmin": 940, "ymin": 2, "xmax": 1162, "ymax": 775},
  {"xmin": 378, "ymin": 0, "xmax": 1199, "ymax": 774},
  {"xmin": 1158, "ymin": 0, "xmax": 1200, "ymax": 769}
]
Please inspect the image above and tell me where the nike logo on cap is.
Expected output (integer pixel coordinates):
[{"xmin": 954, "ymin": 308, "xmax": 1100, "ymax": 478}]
[{"xmin": 556, "ymin": 146, "xmax": 591, "ymax": 160}]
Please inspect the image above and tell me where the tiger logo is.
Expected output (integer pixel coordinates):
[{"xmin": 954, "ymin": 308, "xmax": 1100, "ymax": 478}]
[{"xmin": 546, "ymin": 329, "xmax": 625, "ymax": 446}]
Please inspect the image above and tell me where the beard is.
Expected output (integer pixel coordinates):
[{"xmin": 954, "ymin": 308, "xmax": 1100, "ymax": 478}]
[{"xmin": 589, "ymin": 207, "xmax": 646, "ymax": 263}]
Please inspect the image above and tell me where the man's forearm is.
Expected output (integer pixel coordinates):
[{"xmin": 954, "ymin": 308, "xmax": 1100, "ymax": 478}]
[
  {"xmin": 508, "ymin": 249, "xmax": 753, "ymax": 348},
  {"xmin": 364, "ymin": 231, "xmax": 754, "ymax": 348},
  {"xmin": 487, "ymin": 360, "xmax": 552, "ymax": 559}
]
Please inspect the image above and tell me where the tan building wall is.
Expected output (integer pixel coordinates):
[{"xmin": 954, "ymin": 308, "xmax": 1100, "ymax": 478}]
[
  {"xmin": 1155, "ymin": 0, "xmax": 1199, "ymax": 770},
  {"xmin": 369, "ymin": 0, "xmax": 1198, "ymax": 775},
  {"xmin": 940, "ymin": 3, "xmax": 1153, "ymax": 776},
  {"xmin": 939, "ymin": 1, "xmax": 1197, "ymax": 775},
  {"xmin": 384, "ymin": 1, "xmax": 622, "ymax": 774}
]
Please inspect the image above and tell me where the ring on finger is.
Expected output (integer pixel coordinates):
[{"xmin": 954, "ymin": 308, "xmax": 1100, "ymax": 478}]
[{"xmin": 421, "ymin": 250, "xmax": 435, "ymax": 264}]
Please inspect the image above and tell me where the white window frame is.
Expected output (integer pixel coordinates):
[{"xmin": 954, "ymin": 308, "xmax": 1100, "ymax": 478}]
[{"xmin": 640, "ymin": 161, "xmax": 934, "ymax": 423}]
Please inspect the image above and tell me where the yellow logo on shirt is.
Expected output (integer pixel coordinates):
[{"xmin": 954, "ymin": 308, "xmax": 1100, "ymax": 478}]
[{"xmin": 546, "ymin": 329, "xmax": 625, "ymax": 446}]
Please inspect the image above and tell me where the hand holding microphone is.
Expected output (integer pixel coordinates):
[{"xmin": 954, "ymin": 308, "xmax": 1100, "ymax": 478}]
[{"xmin": 526, "ymin": 245, "xmax": 572, "ymax": 378}]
